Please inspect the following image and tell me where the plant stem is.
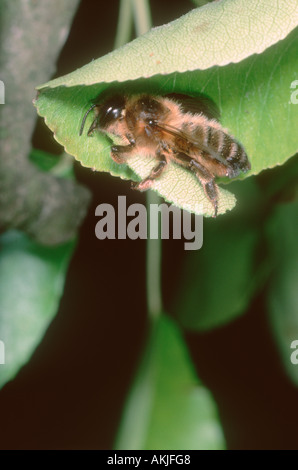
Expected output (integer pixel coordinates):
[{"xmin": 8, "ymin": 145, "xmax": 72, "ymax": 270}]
[
  {"xmin": 116, "ymin": 0, "xmax": 162, "ymax": 320},
  {"xmin": 114, "ymin": 0, "xmax": 134, "ymax": 49},
  {"xmin": 146, "ymin": 191, "xmax": 163, "ymax": 320},
  {"xmin": 130, "ymin": 0, "xmax": 162, "ymax": 320},
  {"xmin": 131, "ymin": 0, "xmax": 152, "ymax": 37}
]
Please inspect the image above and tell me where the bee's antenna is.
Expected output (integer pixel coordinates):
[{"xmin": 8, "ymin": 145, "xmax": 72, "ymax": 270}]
[{"xmin": 79, "ymin": 104, "xmax": 97, "ymax": 136}]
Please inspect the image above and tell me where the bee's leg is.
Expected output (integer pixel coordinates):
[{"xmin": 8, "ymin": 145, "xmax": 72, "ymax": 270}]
[
  {"xmin": 189, "ymin": 159, "xmax": 218, "ymax": 217},
  {"xmin": 171, "ymin": 152, "xmax": 218, "ymax": 217},
  {"xmin": 111, "ymin": 142, "xmax": 135, "ymax": 164},
  {"xmin": 132, "ymin": 153, "xmax": 167, "ymax": 191}
]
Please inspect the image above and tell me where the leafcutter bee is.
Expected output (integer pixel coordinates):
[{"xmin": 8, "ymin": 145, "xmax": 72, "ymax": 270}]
[{"xmin": 80, "ymin": 92, "xmax": 251, "ymax": 216}]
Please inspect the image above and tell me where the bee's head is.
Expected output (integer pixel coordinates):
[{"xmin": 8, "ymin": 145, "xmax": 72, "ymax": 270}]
[
  {"xmin": 79, "ymin": 94, "xmax": 126, "ymax": 136},
  {"xmin": 97, "ymin": 95, "xmax": 126, "ymax": 128}
]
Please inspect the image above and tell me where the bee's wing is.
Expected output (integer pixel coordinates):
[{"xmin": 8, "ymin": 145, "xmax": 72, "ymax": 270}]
[
  {"xmin": 154, "ymin": 122, "xmax": 228, "ymax": 167},
  {"xmin": 165, "ymin": 93, "xmax": 220, "ymax": 121}
]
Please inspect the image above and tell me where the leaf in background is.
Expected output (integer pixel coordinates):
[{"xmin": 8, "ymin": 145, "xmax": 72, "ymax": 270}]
[
  {"xmin": 266, "ymin": 200, "xmax": 298, "ymax": 386},
  {"xmin": 35, "ymin": 0, "xmax": 298, "ymax": 217},
  {"xmin": 174, "ymin": 198, "xmax": 260, "ymax": 330},
  {"xmin": 29, "ymin": 148, "xmax": 75, "ymax": 179},
  {"xmin": 115, "ymin": 314, "xmax": 226, "ymax": 450},
  {"xmin": 29, "ymin": 148, "xmax": 63, "ymax": 172},
  {"xmin": 174, "ymin": 154, "xmax": 298, "ymax": 332},
  {"xmin": 0, "ymin": 231, "xmax": 74, "ymax": 389}
]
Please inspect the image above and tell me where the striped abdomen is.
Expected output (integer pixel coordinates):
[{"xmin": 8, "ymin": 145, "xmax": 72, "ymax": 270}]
[{"xmin": 182, "ymin": 118, "xmax": 250, "ymax": 178}]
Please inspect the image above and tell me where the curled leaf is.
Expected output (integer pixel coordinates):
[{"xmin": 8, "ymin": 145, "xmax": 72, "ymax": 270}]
[{"xmin": 35, "ymin": 0, "xmax": 298, "ymax": 216}]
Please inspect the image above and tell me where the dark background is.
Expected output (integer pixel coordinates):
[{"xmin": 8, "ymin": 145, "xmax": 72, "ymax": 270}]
[{"xmin": 0, "ymin": 0, "xmax": 297, "ymax": 450}]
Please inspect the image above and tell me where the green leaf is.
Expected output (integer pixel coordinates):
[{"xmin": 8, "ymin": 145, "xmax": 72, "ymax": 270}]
[
  {"xmin": 35, "ymin": 0, "xmax": 298, "ymax": 217},
  {"xmin": 0, "ymin": 231, "xmax": 74, "ymax": 389},
  {"xmin": 29, "ymin": 148, "xmax": 75, "ymax": 178},
  {"xmin": 37, "ymin": 0, "xmax": 298, "ymax": 88},
  {"xmin": 115, "ymin": 314, "xmax": 226, "ymax": 450},
  {"xmin": 174, "ymin": 181, "xmax": 261, "ymax": 330},
  {"xmin": 29, "ymin": 148, "xmax": 63, "ymax": 172},
  {"xmin": 266, "ymin": 200, "xmax": 298, "ymax": 386}
]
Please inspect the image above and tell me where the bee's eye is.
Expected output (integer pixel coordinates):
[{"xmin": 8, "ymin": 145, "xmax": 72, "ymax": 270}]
[
  {"xmin": 106, "ymin": 106, "xmax": 122, "ymax": 120},
  {"xmin": 98, "ymin": 95, "xmax": 126, "ymax": 128}
]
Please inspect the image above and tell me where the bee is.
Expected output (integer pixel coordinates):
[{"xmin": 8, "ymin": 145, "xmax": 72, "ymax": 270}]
[{"xmin": 79, "ymin": 91, "xmax": 251, "ymax": 216}]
